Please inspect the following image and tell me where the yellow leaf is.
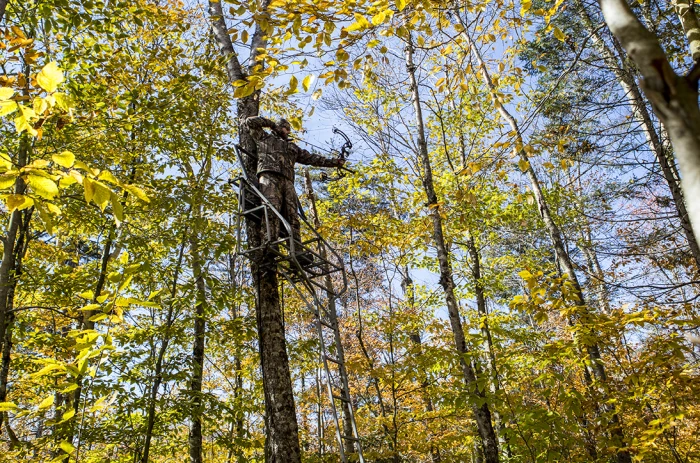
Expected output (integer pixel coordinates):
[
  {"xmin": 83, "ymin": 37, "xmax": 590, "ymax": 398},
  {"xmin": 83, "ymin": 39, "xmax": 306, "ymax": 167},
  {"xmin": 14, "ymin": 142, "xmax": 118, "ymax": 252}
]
[
  {"xmin": 33, "ymin": 96, "xmax": 48, "ymax": 115},
  {"xmin": 0, "ymin": 153, "xmax": 13, "ymax": 170},
  {"xmin": 560, "ymin": 159, "xmax": 569, "ymax": 169},
  {"xmin": 28, "ymin": 173, "xmax": 59, "ymax": 199},
  {"xmin": 38, "ymin": 395, "xmax": 55, "ymax": 410},
  {"xmin": 0, "ymin": 87, "xmax": 13, "ymax": 100},
  {"xmin": 0, "ymin": 172, "xmax": 17, "ymax": 189},
  {"xmin": 372, "ymin": 10, "xmax": 392, "ymax": 26},
  {"xmin": 311, "ymin": 89, "xmax": 323, "ymax": 100},
  {"xmin": 395, "ymin": 0, "xmax": 407, "ymax": 11},
  {"xmin": 0, "ymin": 402, "xmax": 18, "ymax": 412},
  {"xmin": 518, "ymin": 159, "xmax": 530, "ymax": 172},
  {"xmin": 98, "ymin": 170, "xmax": 119, "ymax": 185},
  {"xmin": 36, "ymin": 62, "xmax": 65, "ymax": 93},
  {"xmin": 123, "ymin": 184, "xmax": 150, "ymax": 203},
  {"xmin": 83, "ymin": 177, "xmax": 95, "ymax": 204},
  {"xmin": 61, "ymin": 408, "xmax": 75, "ymax": 422},
  {"xmin": 5, "ymin": 194, "xmax": 33, "ymax": 211},
  {"xmin": 59, "ymin": 441, "xmax": 75, "ymax": 454},
  {"xmin": 553, "ymin": 26, "xmax": 566, "ymax": 42},
  {"xmin": 288, "ymin": 75, "xmax": 298, "ymax": 93},
  {"xmin": 241, "ymin": 30, "xmax": 249, "ymax": 43},
  {"xmin": 346, "ymin": 13, "xmax": 369, "ymax": 32},
  {"xmin": 302, "ymin": 75, "xmax": 313, "ymax": 92},
  {"xmin": 111, "ymin": 192, "xmax": 123, "ymax": 224},
  {"xmin": 233, "ymin": 83, "xmax": 256, "ymax": 99},
  {"xmin": 92, "ymin": 180, "xmax": 111, "ymax": 211},
  {"xmin": 0, "ymin": 101, "xmax": 17, "ymax": 117},
  {"xmin": 52, "ymin": 151, "xmax": 75, "ymax": 168}
]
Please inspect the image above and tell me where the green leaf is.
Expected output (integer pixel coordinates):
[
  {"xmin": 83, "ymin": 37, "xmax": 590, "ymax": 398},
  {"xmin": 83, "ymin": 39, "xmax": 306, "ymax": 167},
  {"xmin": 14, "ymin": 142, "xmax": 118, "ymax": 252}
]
[
  {"xmin": 52, "ymin": 151, "xmax": 75, "ymax": 168},
  {"xmin": 38, "ymin": 395, "xmax": 55, "ymax": 410},
  {"xmin": 36, "ymin": 62, "xmax": 65, "ymax": 93}
]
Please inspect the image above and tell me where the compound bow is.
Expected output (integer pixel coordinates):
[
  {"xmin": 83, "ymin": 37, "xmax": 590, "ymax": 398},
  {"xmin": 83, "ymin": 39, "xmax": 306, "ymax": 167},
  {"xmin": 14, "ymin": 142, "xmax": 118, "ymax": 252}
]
[{"xmin": 320, "ymin": 127, "xmax": 355, "ymax": 182}]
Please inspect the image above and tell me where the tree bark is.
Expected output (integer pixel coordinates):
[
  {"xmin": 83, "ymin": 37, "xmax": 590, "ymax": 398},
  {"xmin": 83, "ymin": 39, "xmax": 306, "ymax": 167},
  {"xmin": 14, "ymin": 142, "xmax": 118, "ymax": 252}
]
[
  {"xmin": 188, "ymin": 230, "xmax": 206, "ymax": 463},
  {"xmin": 0, "ymin": 0, "xmax": 7, "ymax": 24},
  {"xmin": 598, "ymin": 0, "xmax": 700, "ymax": 254},
  {"xmin": 405, "ymin": 34, "xmax": 500, "ymax": 463},
  {"xmin": 208, "ymin": 2, "xmax": 301, "ymax": 461},
  {"xmin": 464, "ymin": 236, "xmax": 511, "ymax": 459},
  {"xmin": 672, "ymin": 0, "xmax": 700, "ymax": 61},
  {"xmin": 0, "ymin": 135, "xmax": 29, "ymax": 356}
]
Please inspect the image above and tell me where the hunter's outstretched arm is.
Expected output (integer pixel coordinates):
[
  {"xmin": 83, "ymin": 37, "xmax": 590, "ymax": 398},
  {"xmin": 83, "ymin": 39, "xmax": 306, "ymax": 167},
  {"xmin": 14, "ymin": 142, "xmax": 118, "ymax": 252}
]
[{"xmin": 294, "ymin": 145, "xmax": 341, "ymax": 168}]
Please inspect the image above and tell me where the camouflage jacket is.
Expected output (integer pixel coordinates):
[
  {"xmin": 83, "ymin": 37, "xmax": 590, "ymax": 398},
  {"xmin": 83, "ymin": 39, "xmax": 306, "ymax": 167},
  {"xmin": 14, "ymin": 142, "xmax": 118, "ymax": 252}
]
[{"xmin": 244, "ymin": 116, "xmax": 340, "ymax": 181}]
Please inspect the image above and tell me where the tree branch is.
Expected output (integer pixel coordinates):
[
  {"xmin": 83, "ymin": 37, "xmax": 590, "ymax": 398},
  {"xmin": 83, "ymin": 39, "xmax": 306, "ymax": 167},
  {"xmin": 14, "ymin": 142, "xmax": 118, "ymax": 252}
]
[{"xmin": 208, "ymin": 0, "xmax": 245, "ymax": 82}]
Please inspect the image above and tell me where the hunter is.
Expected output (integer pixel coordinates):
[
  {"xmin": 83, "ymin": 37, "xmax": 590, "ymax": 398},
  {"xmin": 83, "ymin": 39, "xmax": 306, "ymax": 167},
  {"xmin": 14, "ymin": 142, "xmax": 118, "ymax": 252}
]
[{"xmin": 244, "ymin": 116, "xmax": 345, "ymax": 263}]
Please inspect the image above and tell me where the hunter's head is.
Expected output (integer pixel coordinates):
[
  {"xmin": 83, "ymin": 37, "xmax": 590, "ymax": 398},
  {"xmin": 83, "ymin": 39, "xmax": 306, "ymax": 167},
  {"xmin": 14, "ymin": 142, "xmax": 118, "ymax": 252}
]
[{"xmin": 275, "ymin": 118, "xmax": 292, "ymax": 139}]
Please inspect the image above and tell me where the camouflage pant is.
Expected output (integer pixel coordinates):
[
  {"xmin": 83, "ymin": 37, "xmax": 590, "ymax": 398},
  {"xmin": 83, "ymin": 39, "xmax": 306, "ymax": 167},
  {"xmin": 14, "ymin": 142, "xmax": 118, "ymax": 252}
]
[{"xmin": 258, "ymin": 172, "xmax": 302, "ymax": 251}]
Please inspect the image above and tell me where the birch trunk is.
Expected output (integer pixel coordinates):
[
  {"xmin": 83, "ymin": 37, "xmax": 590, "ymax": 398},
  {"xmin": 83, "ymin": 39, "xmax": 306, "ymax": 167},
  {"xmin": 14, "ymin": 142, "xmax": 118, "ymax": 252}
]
[
  {"xmin": 464, "ymin": 236, "xmax": 511, "ymax": 459},
  {"xmin": 405, "ymin": 35, "xmax": 500, "ymax": 463},
  {"xmin": 672, "ymin": 0, "xmax": 700, "ymax": 61}
]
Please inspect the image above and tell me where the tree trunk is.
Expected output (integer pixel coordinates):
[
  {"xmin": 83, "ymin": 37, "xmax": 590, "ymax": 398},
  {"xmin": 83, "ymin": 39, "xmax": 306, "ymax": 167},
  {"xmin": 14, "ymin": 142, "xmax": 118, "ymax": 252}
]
[
  {"xmin": 464, "ymin": 236, "xmax": 511, "ymax": 459},
  {"xmin": 208, "ymin": 3, "xmax": 301, "ymax": 461},
  {"xmin": 405, "ymin": 34, "xmax": 500, "ymax": 463},
  {"xmin": 672, "ymin": 0, "xmax": 700, "ymax": 61},
  {"xmin": 188, "ymin": 230, "xmax": 207, "ymax": 463},
  {"xmin": 0, "ymin": 135, "xmax": 29, "ymax": 356},
  {"xmin": 598, "ymin": 0, "xmax": 700, "ymax": 255},
  {"xmin": 0, "ymin": 0, "xmax": 7, "ymax": 24}
]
